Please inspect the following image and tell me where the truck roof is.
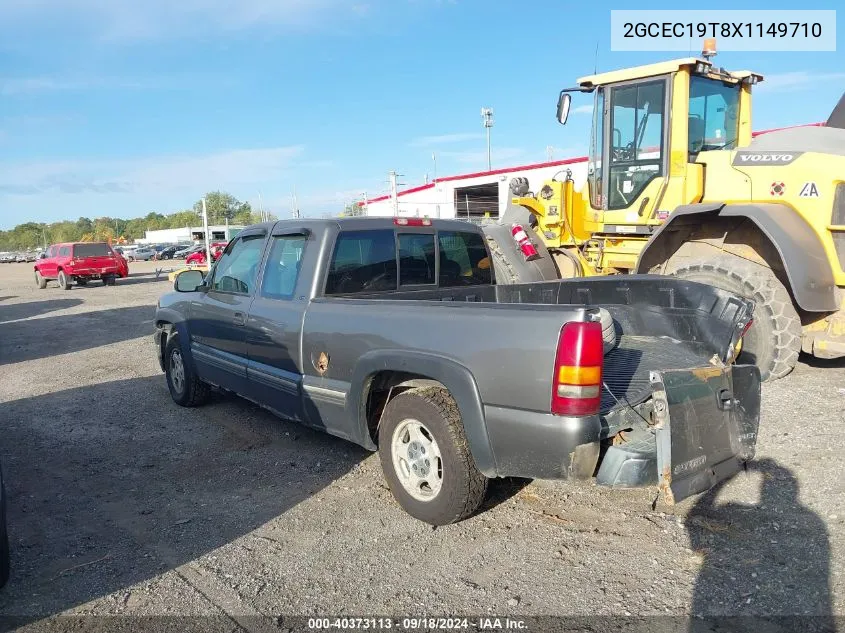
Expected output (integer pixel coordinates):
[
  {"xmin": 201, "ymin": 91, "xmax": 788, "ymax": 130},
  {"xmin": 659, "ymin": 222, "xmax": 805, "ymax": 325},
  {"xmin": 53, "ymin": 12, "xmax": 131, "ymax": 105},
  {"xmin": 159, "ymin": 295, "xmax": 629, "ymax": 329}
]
[{"xmin": 252, "ymin": 216, "xmax": 486, "ymax": 234}]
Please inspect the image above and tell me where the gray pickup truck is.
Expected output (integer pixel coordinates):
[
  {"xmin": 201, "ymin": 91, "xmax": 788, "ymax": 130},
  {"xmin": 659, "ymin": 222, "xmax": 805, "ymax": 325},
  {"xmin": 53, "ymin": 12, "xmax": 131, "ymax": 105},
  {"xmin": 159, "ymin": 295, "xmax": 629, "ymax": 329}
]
[{"xmin": 154, "ymin": 217, "xmax": 761, "ymax": 525}]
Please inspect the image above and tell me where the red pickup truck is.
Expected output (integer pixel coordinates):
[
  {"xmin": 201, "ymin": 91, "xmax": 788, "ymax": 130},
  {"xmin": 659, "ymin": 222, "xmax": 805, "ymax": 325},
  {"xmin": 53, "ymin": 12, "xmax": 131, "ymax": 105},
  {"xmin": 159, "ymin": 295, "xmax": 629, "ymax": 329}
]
[{"xmin": 34, "ymin": 242, "xmax": 129, "ymax": 289}]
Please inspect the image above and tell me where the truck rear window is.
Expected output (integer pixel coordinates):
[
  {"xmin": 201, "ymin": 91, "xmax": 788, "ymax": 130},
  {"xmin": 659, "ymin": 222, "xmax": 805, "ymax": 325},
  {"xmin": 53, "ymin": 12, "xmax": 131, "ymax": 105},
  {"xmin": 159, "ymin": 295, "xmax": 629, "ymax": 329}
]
[
  {"xmin": 73, "ymin": 243, "xmax": 112, "ymax": 258},
  {"xmin": 326, "ymin": 230, "xmax": 398, "ymax": 294},
  {"xmin": 438, "ymin": 231, "xmax": 492, "ymax": 286}
]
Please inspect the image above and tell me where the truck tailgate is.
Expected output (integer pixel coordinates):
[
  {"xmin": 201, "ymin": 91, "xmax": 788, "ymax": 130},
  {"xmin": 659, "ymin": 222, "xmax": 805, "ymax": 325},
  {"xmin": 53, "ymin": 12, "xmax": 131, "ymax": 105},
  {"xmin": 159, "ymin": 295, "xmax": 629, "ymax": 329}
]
[{"xmin": 650, "ymin": 364, "xmax": 760, "ymax": 504}]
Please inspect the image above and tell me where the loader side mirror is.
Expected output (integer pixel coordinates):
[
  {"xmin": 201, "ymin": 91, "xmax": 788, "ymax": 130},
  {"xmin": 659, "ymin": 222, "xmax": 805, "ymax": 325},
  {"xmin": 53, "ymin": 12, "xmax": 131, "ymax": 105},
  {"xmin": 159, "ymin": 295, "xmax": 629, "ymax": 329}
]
[{"xmin": 556, "ymin": 92, "xmax": 572, "ymax": 125}]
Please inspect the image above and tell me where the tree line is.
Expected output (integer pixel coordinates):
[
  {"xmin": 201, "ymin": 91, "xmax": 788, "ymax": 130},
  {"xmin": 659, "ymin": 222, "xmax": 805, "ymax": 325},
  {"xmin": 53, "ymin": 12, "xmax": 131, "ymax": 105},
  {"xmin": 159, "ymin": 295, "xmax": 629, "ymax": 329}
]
[{"xmin": 0, "ymin": 191, "xmax": 276, "ymax": 250}]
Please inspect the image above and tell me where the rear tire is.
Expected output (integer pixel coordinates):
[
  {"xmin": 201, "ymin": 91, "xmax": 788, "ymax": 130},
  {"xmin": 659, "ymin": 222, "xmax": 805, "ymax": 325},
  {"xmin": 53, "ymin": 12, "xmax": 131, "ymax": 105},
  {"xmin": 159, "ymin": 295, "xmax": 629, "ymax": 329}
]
[
  {"xmin": 165, "ymin": 334, "xmax": 210, "ymax": 407},
  {"xmin": 57, "ymin": 270, "xmax": 71, "ymax": 290},
  {"xmin": 378, "ymin": 386, "xmax": 488, "ymax": 525},
  {"xmin": 34, "ymin": 270, "xmax": 47, "ymax": 289},
  {"xmin": 669, "ymin": 256, "xmax": 801, "ymax": 381}
]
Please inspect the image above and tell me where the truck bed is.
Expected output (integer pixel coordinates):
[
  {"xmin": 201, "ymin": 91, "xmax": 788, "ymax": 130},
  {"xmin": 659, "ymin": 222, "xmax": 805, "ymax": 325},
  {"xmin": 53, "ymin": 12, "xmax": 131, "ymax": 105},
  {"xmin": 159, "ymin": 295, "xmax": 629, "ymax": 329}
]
[{"xmin": 351, "ymin": 275, "xmax": 750, "ymax": 416}]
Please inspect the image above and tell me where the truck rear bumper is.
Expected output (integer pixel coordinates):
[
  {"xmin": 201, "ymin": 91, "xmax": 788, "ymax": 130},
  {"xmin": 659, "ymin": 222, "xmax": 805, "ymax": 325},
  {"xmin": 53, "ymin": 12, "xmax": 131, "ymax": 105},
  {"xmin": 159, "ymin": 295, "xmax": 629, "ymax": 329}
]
[{"xmin": 483, "ymin": 405, "xmax": 602, "ymax": 480}]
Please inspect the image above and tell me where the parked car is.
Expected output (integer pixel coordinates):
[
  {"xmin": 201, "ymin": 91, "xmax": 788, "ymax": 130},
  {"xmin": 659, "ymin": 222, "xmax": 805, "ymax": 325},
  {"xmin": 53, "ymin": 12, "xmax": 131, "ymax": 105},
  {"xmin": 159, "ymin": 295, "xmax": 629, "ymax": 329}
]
[
  {"xmin": 130, "ymin": 247, "xmax": 157, "ymax": 261},
  {"xmin": 34, "ymin": 242, "xmax": 128, "ymax": 289},
  {"xmin": 154, "ymin": 245, "xmax": 180, "ymax": 260},
  {"xmin": 175, "ymin": 245, "xmax": 201, "ymax": 259},
  {"xmin": 154, "ymin": 217, "xmax": 761, "ymax": 525},
  {"xmin": 185, "ymin": 243, "xmax": 226, "ymax": 266},
  {"xmin": 0, "ymin": 253, "xmax": 13, "ymax": 263},
  {"xmin": 24, "ymin": 252, "xmax": 36, "ymax": 262}
]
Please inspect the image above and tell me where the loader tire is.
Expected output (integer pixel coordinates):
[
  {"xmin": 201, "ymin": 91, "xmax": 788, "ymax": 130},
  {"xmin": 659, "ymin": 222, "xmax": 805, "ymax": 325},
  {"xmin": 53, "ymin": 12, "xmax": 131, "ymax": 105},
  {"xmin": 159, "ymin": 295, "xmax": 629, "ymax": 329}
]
[
  {"xmin": 669, "ymin": 256, "xmax": 801, "ymax": 382},
  {"xmin": 485, "ymin": 235, "xmax": 522, "ymax": 284},
  {"xmin": 597, "ymin": 308, "xmax": 617, "ymax": 355}
]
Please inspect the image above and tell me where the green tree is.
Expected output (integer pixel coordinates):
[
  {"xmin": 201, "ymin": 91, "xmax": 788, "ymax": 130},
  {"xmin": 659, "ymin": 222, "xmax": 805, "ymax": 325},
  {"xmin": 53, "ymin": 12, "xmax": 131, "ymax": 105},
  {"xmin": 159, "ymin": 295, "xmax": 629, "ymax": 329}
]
[
  {"xmin": 341, "ymin": 202, "xmax": 365, "ymax": 217},
  {"xmin": 76, "ymin": 217, "xmax": 93, "ymax": 235},
  {"xmin": 193, "ymin": 191, "xmax": 251, "ymax": 223}
]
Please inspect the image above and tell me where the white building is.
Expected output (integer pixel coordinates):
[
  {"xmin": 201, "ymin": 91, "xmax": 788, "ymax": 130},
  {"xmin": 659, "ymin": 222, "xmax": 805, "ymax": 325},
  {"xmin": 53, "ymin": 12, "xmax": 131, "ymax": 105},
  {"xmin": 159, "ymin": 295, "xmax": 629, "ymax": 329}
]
[
  {"xmin": 137, "ymin": 224, "xmax": 246, "ymax": 245},
  {"xmin": 362, "ymin": 156, "xmax": 589, "ymax": 220}
]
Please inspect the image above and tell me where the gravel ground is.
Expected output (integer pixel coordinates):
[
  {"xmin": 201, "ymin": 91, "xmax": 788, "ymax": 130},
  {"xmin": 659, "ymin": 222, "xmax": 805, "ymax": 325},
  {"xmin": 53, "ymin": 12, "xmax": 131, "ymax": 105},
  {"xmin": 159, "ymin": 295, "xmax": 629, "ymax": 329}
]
[{"xmin": 0, "ymin": 260, "xmax": 843, "ymax": 630}]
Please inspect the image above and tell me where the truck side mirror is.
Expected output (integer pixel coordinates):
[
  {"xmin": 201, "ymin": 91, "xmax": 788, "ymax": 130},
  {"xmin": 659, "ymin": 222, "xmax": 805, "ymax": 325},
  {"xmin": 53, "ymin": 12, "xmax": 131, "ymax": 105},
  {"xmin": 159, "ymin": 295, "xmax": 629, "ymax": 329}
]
[
  {"xmin": 556, "ymin": 92, "xmax": 572, "ymax": 125},
  {"xmin": 174, "ymin": 269, "xmax": 205, "ymax": 292}
]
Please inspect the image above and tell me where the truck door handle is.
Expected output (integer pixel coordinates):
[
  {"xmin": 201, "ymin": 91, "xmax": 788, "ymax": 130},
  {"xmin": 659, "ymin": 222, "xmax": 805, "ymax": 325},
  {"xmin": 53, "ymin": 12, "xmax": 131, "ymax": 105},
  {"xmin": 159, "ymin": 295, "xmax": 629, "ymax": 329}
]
[
  {"xmin": 716, "ymin": 388, "xmax": 735, "ymax": 411},
  {"xmin": 233, "ymin": 312, "xmax": 245, "ymax": 326}
]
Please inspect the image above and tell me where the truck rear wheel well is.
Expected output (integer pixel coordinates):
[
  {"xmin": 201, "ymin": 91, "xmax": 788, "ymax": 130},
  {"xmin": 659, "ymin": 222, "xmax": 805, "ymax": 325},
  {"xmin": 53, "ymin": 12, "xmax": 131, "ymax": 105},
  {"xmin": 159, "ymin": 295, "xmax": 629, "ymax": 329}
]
[{"xmin": 364, "ymin": 371, "xmax": 446, "ymax": 444}]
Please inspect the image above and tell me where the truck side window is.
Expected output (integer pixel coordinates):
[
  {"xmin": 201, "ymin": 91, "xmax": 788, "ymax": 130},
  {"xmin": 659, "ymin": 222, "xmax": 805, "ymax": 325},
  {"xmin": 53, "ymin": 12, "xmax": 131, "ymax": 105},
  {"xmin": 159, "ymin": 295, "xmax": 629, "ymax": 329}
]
[
  {"xmin": 58, "ymin": 246, "xmax": 70, "ymax": 257},
  {"xmin": 209, "ymin": 235, "xmax": 266, "ymax": 295},
  {"xmin": 261, "ymin": 235, "xmax": 306, "ymax": 300},
  {"xmin": 437, "ymin": 231, "xmax": 492, "ymax": 286},
  {"xmin": 325, "ymin": 229, "xmax": 397, "ymax": 295},
  {"xmin": 398, "ymin": 233, "xmax": 436, "ymax": 286}
]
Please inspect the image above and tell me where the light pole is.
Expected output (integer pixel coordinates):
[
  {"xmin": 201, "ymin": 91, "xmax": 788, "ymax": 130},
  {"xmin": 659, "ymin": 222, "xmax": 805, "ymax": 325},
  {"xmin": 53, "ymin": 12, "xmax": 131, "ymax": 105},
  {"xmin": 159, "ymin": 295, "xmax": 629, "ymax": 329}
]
[
  {"xmin": 432, "ymin": 152, "xmax": 437, "ymax": 183},
  {"xmin": 481, "ymin": 107, "xmax": 493, "ymax": 171},
  {"xmin": 361, "ymin": 191, "xmax": 368, "ymax": 216},
  {"xmin": 201, "ymin": 198, "xmax": 211, "ymax": 268}
]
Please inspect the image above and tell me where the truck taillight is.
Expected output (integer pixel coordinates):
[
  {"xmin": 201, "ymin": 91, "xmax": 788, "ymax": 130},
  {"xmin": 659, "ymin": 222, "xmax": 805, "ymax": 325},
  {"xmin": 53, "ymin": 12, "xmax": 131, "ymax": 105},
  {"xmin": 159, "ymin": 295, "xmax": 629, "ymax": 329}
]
[
  {"xmin": 394, "ymin": 218, "xmax": 432, "ymax": 226},
  {"xmin": 551, "ymin": 321, "xmax": 603, "ymax": 416}
]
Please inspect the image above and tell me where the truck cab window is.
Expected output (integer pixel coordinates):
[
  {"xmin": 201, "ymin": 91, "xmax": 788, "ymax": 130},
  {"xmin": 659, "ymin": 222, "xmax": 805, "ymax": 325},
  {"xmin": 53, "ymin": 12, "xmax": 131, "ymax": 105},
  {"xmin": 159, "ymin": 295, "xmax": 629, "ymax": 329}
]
[
  {"xmin": 607, "ymin": 79, "xmax": 665, "ymax": 210},
  {"xmin": 210, "ymin": 235, "xmax": 265, "ymax": 295},
  {"xmin": 325, "ymin": 229, "xmax": 397, "ymax": 295},
  {"xmin": 438, "ymin": 231, "xmax": 492, "ymax": 286},
  {"xmin": 261, "ymin": 235, "xmax": 306, "ymax": 299},
  {"xmin": 398, "ymin": 233, "xmax": 436, "ymax": 285}
]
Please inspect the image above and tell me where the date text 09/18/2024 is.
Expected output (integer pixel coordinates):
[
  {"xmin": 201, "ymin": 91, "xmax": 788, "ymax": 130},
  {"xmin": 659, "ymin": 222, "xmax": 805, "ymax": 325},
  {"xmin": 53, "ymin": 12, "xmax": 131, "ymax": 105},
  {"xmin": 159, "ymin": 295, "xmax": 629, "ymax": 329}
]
[{"xmin": 307, "ymin": 617, "xmax": 527, "ymax": 630}]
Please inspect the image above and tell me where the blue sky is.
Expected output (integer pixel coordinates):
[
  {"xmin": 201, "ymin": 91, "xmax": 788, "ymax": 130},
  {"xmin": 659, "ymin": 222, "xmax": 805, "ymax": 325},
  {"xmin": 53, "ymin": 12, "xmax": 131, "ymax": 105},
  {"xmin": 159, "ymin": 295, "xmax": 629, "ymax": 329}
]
[{"xmin": 1, "ymin": 0, "xmax": 843, "ymax": 228}]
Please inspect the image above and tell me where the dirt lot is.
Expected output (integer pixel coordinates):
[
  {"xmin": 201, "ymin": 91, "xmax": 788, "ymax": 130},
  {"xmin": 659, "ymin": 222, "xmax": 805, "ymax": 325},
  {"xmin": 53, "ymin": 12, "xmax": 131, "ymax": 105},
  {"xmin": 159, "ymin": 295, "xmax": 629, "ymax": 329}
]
[{"xmin": 0, "ymin": 260, "xmax": 843, "ymax": 629}]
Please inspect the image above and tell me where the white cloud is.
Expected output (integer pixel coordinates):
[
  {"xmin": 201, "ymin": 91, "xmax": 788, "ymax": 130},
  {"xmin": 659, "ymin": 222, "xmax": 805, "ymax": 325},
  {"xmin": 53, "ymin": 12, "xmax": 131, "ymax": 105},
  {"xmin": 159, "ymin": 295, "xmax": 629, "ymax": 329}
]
[
  {"xmin": 758, "ymin": 71, "xmax": 845, "ymax": 93},
  {"xmin": 0, "ymin": 146, "xmax": 307, "ymax": 197},
  {"xmin": 573, "ymin": 104, "xmax": 593, "ymax": 115},
  {"xmin": 0, "ymin": 0, "xmax": 355, "ymax": 41},
  {"xmin": 409, "ymin": 132, "xmax": 483, "ymax": 147},
  {"xmin": 440, "ymin": 147, "xmax": 526, "ymax": 165},
  {"xmin": 544, "ymin": 146, "xmax": 587, "ymax": 160},
  {"xmin": 0, "ymin": 76, "xmax": 150, "ymax": 96}
]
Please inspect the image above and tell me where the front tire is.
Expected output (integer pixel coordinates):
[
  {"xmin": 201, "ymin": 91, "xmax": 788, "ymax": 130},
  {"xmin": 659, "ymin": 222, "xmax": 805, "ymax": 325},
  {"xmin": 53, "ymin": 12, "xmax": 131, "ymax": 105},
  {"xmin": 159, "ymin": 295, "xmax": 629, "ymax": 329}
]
[
  {"xmin": 57, "ymin": 270, "xmax": 71, "ymax": 290},
  {"xmin": 165, "ymin": 334, "xmax": 210, "ymax": 407},
  {"xmin": 669, "ymin": 256, "xmax": 801, "ymax": 381},
  {"xmin": 378, "ymin": 386, "xmax": 488, "ymax": 525},
  {"xmin": 34, "ymin": 270, "xmax": 47, "ymax": 289}
]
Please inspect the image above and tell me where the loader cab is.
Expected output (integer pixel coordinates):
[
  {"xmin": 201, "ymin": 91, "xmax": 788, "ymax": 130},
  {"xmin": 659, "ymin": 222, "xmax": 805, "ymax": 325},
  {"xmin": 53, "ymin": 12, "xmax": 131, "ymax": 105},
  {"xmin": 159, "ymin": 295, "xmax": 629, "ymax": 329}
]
[{"xmin": 565, "ymin": 57, "xmax": 760, "ymax": 230}]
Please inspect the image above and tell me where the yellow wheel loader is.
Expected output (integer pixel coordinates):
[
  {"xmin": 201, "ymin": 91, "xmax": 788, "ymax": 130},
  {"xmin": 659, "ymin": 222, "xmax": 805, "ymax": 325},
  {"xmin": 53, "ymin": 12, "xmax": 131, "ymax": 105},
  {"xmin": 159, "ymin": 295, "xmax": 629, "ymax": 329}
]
[{"xmin": 489, "ymin": 43, "xmax": 845, "ymax": 382}]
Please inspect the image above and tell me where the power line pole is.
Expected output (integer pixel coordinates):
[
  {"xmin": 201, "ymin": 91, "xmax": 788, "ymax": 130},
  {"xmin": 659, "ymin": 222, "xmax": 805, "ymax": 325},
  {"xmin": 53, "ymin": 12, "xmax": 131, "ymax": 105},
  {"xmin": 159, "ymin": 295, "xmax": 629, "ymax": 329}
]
[
  {"xmin": 389, "ymin": 171, "xmax": 405, "ymax": 216},
  {"xmin": 481, "ymin": 107, "xmax": 494, "ymax": 171},
  {"xmin": 546, "ymin": 145, "xmax": 554, "ymax": 161},
  {"xmin": 291, "ymin": 186, "xmax": 300, "ymax": 219}
]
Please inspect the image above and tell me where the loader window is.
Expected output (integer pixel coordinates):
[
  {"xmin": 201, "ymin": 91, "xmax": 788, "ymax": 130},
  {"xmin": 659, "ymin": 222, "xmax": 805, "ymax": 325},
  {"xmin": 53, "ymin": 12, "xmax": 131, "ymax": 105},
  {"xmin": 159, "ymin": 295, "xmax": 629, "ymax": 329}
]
[
  {"xmin": 607, "ymin": 80, "xmax": 665, "ymax": 210},
  {"xmin": 688, "ymin": 76, "xmax": 740, "ymax": 155}
]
